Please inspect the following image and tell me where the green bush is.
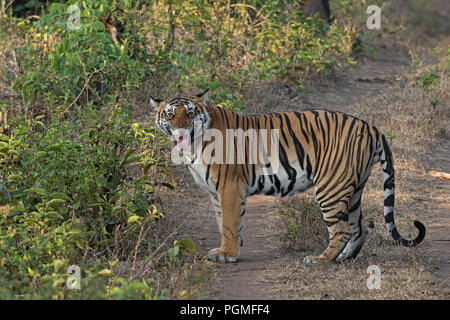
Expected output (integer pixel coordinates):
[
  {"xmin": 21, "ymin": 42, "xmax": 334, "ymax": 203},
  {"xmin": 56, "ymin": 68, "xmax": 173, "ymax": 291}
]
[
  {"xmin": 11, "ymin": 0, "xmax": 359, "ymax": 108},
  {"xmin": 15, "ymin": 0, "xmax": 149, "ymax": 104},
  {"xmin": 0, "ymin": 100, "xmax": 172, "ymax": 299}
]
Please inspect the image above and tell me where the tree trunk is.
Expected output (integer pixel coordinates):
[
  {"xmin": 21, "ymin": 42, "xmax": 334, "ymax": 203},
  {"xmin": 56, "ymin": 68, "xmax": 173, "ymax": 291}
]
[{"xmin": 302, "ymin": 0, "xmax": 332, "ymax": 23}]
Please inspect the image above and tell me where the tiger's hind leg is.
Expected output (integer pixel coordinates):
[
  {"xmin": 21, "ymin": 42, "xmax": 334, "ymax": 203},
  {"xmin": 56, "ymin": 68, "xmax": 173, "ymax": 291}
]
[
  {"xmin": 336, "ymin": 162, "xmax": 375, "ymax": 261},
  {"xmin": 239, "ymin": 206, "xmax": 245, "ymax": 247},
  {"xmin": 336, "ymin": 185, "xmax": 368, "ymax": 261},
  {"xmin": 303, "ymin": 198, "xmax": 352, "ymax": 264}
]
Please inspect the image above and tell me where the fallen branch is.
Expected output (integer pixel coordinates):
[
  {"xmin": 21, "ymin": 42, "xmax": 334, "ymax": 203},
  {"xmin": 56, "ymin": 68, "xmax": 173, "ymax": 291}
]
[{"xmin": 429, "ymin": 171, "xmax": 450, "ymax": 180}]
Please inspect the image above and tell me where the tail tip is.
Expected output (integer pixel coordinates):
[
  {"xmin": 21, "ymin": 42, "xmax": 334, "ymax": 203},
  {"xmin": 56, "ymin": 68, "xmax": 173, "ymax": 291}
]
[
  {"xmin": 397, "ymin": 219, "xmax": 426, "ymax": 247},
  {"xmin": 413, "ymin": 220, "xmax": 426, "ymax": 244}
]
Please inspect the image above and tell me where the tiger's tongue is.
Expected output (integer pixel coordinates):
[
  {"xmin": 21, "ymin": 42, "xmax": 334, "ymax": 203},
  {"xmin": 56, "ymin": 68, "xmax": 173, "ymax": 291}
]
[{"xmin": 177, "ymin": 136, "xmax": 190, "ymax": 151}]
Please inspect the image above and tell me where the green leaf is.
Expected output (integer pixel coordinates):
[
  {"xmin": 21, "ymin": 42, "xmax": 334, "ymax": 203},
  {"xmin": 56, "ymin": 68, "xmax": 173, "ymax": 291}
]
[
  {"xmin": 49, "ymin": 192, "xmax": 71, "ymax": 201},
  {"xmin": 25, "ymin": 187, "xmax": 48, "ymax": 197},
  {"xmin": 91, "ymin": 21, "xmax": 105, "ymax": 31},
  {"xmin": 123, "ymin": 155, "xmax": 141, "ymax": 166},
  {"xmin": 0, "ymin": 183, "xmax": 11, "ymax": 203},
  {"xmin": 111, "ymin": 205, "xmax": 124, "ymax": 215},
  {"xmin": 10, "ymin": 190, "xmax": 26, "ymax": 199},
  {"xmin": 208, "ymin": 81, "xmax": 222, "ymax": 91},
  {"xmin": 178, "ymin": 238, "xmax": 197, "ymax": 254},
  {"xmin": 385, "ymin": 130, "xmax": 398, "ymax": 140},
  {"xmin": 122, "ymin": 148, "xmax": 136, "ymax": 162},
  {"xmin": 46, "ymin": 198, "xmax": 66, "ymax": 210},
  {"xmin": 53, "ymin": 259, "xmax": 65, "ymax": 273},
  {"xmin": 98, "ymin": 269, "xmax": 112, "ymax": 276},
  {"xmin": 10, "ymin": 202, "xmax": 26, "ymax": 212},
  {"xmin": 7, "ymin": 174, "xmax": 22, "ymax": 182},
  {"xmin": 167, "ymin": 246, "xmax": 179, "ymax": 259},
  {"xmin": 127, "ymin": 215, "xmax": 141, "ymax": 225}
]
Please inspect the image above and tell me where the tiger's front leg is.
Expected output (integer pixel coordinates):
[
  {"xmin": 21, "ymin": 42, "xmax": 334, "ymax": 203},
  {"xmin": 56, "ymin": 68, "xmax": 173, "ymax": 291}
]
[{"xmin": 208, "ymin": 182, "xmax": 246, "ymax": 263}]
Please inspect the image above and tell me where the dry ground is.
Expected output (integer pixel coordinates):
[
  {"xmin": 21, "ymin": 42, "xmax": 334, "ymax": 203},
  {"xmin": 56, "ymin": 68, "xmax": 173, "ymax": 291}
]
[{"xmin": 163, "ymin": 38, "xmax": 450, "ymax": 300}]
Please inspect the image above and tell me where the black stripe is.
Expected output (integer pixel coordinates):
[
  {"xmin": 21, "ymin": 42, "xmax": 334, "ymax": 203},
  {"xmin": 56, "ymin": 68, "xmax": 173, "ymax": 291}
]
[
  {"xmin": 384, "ymin": 211, "xmax": 394, "ymax": 224},
  {"xmin": 384, "ymin": 194, "xmax": 394, "ymax": 207}
]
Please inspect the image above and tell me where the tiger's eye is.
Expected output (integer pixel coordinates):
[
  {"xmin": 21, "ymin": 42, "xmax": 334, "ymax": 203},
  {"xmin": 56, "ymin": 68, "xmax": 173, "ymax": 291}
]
[
  {"xmin": 187, "ymin": 110, "xmax": 196, "ymax": 118},
  {"xmin": 165, "ymin": 112, "xmax": 174, "ymax": 120}
]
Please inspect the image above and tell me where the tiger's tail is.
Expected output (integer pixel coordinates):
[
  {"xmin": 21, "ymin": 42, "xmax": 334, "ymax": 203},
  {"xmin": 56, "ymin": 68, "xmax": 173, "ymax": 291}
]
[{"xmin": 379, "ymin": 134, "xmax": 426, "ymax": 247}]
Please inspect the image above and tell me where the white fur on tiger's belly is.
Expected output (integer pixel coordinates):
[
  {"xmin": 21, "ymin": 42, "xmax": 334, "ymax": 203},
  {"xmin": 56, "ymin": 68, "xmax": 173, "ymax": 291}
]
[
  {"xmin": 187, "ymin": 163, "xmax": 216, "ymax": 193},
  {"xmin": 248, "ymin": 162, "xmax": 313, "ymax": 197}
]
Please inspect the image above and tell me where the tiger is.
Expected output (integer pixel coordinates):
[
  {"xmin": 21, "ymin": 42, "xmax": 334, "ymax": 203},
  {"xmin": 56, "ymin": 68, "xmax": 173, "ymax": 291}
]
[{"xmin": 150, "ymin": 89, "xmax": 426, "ymax": 264}]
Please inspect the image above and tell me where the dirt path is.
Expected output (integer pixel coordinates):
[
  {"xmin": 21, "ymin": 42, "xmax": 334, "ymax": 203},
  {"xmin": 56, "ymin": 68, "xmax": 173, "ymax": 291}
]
[
  {"xmin": 181, "ymin": 46, "xmax": 449, "ymax": 299},
  {"xmin": 199, "ymin": 196, "xmax": 280, "ymax": 299}
]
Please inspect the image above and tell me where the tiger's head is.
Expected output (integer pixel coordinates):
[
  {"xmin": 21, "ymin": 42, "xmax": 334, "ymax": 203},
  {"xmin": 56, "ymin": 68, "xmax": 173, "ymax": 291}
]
[{"xmin": 150, "ymin": 89, "xmax": 211, "ymax": 151}]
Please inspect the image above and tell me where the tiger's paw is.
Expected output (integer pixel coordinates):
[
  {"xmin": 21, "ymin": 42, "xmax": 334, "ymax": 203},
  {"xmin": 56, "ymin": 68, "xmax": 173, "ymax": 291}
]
[
  {"xmin": 303, "ymin": 255, "xmax": 327, "ymax": 264},
  {"xmin": 303, "ymin": 255, "xmax": 319, "ymax": 264},
  {"xmin": 207, "ymin": 248, "xmax": 238, "ymax": 263},
  {"xmin": 303, "ymin": 255, "xmax": 334, "ymax": 264}
]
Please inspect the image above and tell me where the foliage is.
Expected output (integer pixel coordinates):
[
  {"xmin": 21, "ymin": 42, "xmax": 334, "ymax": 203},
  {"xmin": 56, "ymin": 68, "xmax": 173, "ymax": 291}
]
[
  {"xmin": 251, "ymin": 10, "xmax": 344, "ymax": 81},
  {"xmin": 167, "ymin": 238, "xmax": 197, "ymax": 260},
  {"xmin": 14, "ymin": 0, "xmax": 148, "ymax": 104},
  {"xmin": 419, "ymin": 71, "xmax": 439, "ymax": 92},
  {"xmin": 0, "ymin": 98, "xmax": 175, "ymax": 298},
  {"xmin": 7, "ymin": 0, "xmax": 360, "ymax": 109},
  {"xmin": 138, "ymin": 0, "xmax": 357, "ymax": 99},
  {"xmin": 385, "ymin": 129, "xmax": 398, "ymax": 142}
]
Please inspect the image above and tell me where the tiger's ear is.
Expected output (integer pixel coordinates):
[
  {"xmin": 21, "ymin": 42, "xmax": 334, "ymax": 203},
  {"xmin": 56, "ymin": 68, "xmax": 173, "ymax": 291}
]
[
  {"xmin": 196, "ymin": 88, "xmax": 209, "ymax": 105},
  {"xmin": 149, "ymin": 96, "xmax": 163, "ymax": 111}
]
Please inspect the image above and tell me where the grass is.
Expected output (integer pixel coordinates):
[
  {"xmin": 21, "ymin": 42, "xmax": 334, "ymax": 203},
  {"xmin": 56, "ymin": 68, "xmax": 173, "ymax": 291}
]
[
  {"xmin": 276, "ymin": 197, "xmax": 328, "ymax": 253},
  {"xmin": 268, "ymin": 189, "xmax": 448, "ymax": 299},
  {"xmin": 261, "ymin": 254, "xmax": 448, "ymax": 299}
]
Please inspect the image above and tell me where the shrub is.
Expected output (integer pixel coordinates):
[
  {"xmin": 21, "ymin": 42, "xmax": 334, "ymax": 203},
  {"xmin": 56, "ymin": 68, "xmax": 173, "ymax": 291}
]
[
  {"xmin": 0, "ymin": 100, "xmax": 172, "ymax": 299},
  {"xmin": 15, "ymin": 0, "xmax": 149, "ymax": 104},
  {"xmin": 277, "ymin": 199, "xmax": 328, "ymax": 252}
]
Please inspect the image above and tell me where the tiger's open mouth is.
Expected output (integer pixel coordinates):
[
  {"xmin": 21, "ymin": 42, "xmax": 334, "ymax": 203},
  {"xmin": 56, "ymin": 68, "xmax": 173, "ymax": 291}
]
[
  {"xmin": 172, "ymin": 118, "xmax": 207, "ymax": 151},
  {"xmin": 176, "ymin": 135, "xmax": 190, "ymax": 151}
]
